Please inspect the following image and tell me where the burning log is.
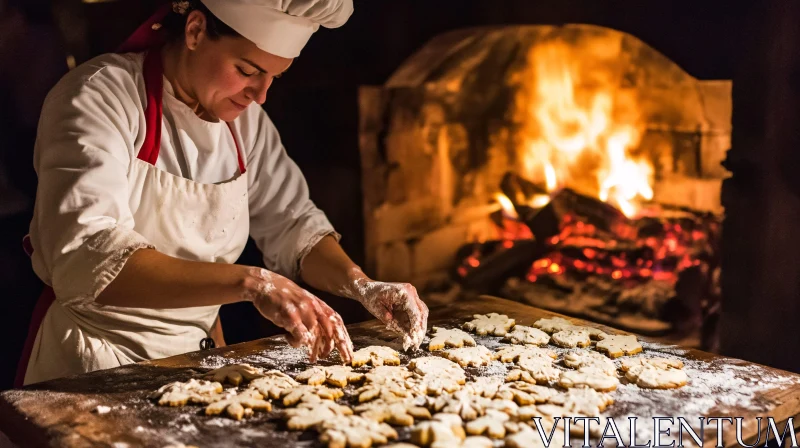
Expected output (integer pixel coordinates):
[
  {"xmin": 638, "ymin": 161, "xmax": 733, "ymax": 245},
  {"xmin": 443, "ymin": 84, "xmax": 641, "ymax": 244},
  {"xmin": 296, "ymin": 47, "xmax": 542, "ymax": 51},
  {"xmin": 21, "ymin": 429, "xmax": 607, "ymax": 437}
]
[
  {"xmin": 454, "ymin": 239, "xmax": 544, "ymax": 293},
  {"xmin": 518, "ymin": 188, "xmax": 635, "ymax": 242},
  {"xmin": 499, "ymin": 172, "xmax": 547, "ymax": 206}
]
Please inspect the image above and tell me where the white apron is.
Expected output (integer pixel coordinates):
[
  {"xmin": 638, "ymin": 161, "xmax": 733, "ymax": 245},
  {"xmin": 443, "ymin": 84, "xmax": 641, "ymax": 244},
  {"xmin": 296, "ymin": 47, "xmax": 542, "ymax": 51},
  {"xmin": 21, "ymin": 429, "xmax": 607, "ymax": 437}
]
[{"xmin": 22, "ymin": 48, "xmax": 250, "ymax": 385}]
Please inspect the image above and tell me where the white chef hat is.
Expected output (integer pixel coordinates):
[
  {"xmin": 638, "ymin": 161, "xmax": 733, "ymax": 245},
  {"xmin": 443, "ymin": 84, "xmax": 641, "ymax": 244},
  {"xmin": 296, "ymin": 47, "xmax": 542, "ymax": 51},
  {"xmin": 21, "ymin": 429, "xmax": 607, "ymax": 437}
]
[{"xmin": 199, "ymin": 0, "xmax": 353, "ymax": 58}]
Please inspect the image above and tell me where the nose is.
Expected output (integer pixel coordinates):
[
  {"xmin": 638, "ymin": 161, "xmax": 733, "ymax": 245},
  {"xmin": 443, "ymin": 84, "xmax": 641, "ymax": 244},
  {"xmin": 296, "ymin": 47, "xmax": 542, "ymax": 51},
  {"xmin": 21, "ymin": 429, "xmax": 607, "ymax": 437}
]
[{"xmin": 247, "ymin": 76, "xmax": 272, "ymax": 105}]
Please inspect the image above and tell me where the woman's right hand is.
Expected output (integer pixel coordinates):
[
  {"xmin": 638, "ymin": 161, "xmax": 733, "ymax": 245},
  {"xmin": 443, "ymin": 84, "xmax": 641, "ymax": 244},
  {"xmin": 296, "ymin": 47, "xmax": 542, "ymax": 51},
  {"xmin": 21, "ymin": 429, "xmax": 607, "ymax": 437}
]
[{"xmin": 241, "ymin": 267, "xmax": 354, "ymax": 364}]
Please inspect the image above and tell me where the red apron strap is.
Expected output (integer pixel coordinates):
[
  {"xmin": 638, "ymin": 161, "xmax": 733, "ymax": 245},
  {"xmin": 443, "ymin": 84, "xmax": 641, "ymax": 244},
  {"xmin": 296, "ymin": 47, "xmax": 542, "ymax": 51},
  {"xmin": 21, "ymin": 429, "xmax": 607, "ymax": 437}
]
[
  {"xmin": 138, "ymin": 48, "xmax": 246, "ymax": 174},
  {"xmin": 226, "ymin": 122, "xmax": 247, "ymax": 175},
  {"xmin": 14, "ymin": 287, "xmax": 55, "ymax": 388},
  {"xmin": 136, "ymin": 48, "xmax": 164, "ymax": 165}
]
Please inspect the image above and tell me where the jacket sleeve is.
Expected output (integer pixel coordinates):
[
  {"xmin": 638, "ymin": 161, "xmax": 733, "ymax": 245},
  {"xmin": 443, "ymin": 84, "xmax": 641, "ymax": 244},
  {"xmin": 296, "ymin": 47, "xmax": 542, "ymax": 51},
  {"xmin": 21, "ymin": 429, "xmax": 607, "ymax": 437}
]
[
  {"xmin": 29, "ymin": 63, "xmax": 154, "ymax": 308},
  {"xmin": 242, "ymin": 108, "xmax": 339, "ymax": 281}
]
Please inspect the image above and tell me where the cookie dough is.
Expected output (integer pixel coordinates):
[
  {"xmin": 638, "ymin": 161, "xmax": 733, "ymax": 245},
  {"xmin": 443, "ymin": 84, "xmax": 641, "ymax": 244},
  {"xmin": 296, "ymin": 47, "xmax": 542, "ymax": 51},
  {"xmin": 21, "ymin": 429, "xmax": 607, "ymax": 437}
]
[
  {"xmin": 532, "ymin": 317, "xmax": 574, "ymax": 334},
  {"xmin": 558, "ymin": 367, "xmax": 619, "ymax": 392},
  {"xmin": 564, "ymin": 351, "xmax": 617, "ymax": 376},
  {"xmin": 205, "ymin": 389, "xmax": 271, "ymax": 420},
  {"xmin": 201, "ymin": 363, "xmax": 264, "ymax": 386},
  {"xmin": 296, "ymin": 365, "xmax": 365, "ymax": 388},
  {"xmin": 624, "ymin": 364, "xmax": 688, "ymax": 389},
  {"xmin": 318, "ymin": 414, "xmax": 399, "ymax": 448},
  {"xmin": 247, "ymin": 370, "xmax": 300, "ymax": 400},
  {"xmin": 462, "ymin": 313, "xmax": 516, "ymax": 337},
  {"xmin": 409, "ymin": 356, "xmax": 466, "ymax": 377},
  {"xmin": 551, "ymin": 329, "xmax": 591, "ymax": 348},
  {"xmin": 281, "ymin": 384, "xmax": 345, "ymax": 407},
  {"xmin": 464, "ymin": 376, "xmax": 505, "ymax": 398},
  {"xmin": 595, "ymin": 335, "xmax": 643, "ymax": 358},
  {"xmin": 515, "ymin": 356, "xmax": 561, "ymax": 383},
  {"xmin": 497, "ymin": 382, "xmax": 560, "ymax": 405},
  {"xmin": 428, "ymin": 327, "xmax": 477, "ymax": 351},
  {"xmin": 152, "ymin": 379, "xmax": 224, "ymax": 406},
  {"xmin": 283, "ymin": 398, "xmax": 353, "ymax": 430},
  {"xmin": 355, "ymin": 397, "xmax": 431, "ymax": 426},
  {"xmin": 548, "ymin": 387, "xmax": 614, "ymax": 414},
  {"xmin": 429, "ymin": 390, "xmax": 490, "ymax": 421},
  {"xmin": 502, "ymin": 326, "xmax": 550, "ymax": 346},
  {"xmin": 619, "ymin": 357, "xmax": 684, "ymax": 372},
  {"xmin": 443, "ymin": 346, "xmax": 493, "ymax": 367},
  {"xmin": 465, "ymin": 409, "xmax": 511, "ymax": 439},
  {"xmin": 493, "ymin": 346, "xmax": 556, "ymax": 363},
  {"xmin": 352, "ymin": 346, "xmax": 401, "ymax": 367},
  {"xmin": 411, "ymin": 413, "xmax": 466, "ymax": 447}
]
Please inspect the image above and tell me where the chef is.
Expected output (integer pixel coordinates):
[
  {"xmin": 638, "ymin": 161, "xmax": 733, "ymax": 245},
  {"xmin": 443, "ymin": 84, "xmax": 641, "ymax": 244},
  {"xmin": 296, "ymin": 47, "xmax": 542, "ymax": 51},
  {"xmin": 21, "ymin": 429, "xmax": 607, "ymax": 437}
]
[{"xmin": 17, "ymin": 0, "xmax": 429, "ymax": 386}]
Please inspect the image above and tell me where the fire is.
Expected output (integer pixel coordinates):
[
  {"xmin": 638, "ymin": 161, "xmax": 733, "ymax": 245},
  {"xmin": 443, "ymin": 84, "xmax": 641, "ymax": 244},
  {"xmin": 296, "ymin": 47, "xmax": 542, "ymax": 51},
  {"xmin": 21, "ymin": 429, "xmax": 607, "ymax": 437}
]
[
  {"xmin": 513, "ymin": 39, "xmax": 654, "ymax": 218},
  {"xmin": 494, "ymin": 193, "xmax": 518, "ymax": 219}
]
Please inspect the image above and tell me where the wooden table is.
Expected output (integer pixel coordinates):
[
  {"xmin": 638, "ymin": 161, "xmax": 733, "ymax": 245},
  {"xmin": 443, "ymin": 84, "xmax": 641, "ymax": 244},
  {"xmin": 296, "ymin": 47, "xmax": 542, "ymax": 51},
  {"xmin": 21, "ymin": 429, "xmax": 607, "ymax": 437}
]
[{"xmin": 1, "ymin": 296, "xmax": 799, "ymax": 447}]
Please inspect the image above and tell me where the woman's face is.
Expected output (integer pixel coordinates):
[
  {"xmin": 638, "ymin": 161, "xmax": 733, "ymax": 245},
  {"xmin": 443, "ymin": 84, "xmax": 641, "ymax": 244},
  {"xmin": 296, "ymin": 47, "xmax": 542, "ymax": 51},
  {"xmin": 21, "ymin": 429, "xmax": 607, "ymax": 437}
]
[{"xmin": 182, "ymin": 11, "xmax": 293, "ymax": 122}]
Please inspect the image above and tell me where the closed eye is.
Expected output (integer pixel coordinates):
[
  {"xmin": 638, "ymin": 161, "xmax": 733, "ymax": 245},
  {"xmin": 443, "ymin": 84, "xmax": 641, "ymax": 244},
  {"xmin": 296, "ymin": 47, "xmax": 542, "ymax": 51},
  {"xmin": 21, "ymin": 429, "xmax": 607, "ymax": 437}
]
[{"xmin": 237, "ymin": 66, "xmax": 257, "ymax": 77}]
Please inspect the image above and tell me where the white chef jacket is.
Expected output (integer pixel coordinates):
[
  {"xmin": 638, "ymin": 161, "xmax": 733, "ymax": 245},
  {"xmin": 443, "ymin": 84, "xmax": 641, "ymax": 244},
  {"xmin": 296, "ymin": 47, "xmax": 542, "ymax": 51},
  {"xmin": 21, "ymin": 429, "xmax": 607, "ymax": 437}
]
[{"xmin": 25, "ymin": 52, "xmax": 338, "ymax": 381}]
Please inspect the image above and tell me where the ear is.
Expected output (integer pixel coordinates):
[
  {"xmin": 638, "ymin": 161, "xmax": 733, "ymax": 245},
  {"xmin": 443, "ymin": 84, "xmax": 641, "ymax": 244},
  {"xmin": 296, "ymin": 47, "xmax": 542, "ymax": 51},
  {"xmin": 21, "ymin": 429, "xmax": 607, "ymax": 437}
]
[{"xmin": 183, "ymin": 10, "xmax": 208, "ymax": 51}]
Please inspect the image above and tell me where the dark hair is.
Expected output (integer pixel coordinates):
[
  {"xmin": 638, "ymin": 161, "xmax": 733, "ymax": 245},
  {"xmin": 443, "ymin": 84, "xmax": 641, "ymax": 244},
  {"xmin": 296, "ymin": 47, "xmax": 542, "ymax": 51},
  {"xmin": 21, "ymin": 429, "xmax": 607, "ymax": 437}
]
[{"xmin": 161, "ymin": 0, "xmax": 242, "ymax": 42}]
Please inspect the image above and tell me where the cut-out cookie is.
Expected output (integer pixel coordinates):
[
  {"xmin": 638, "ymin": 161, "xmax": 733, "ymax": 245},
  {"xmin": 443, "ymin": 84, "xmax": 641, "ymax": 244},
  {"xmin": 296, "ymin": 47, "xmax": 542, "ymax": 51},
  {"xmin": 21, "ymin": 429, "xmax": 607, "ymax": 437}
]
[
  {"xmin": 443, "ymin": 346, "xmax": 493, "ymax": 367},
  {"xmin": 429, "ymin": 390, "xmax": 490, "ymax": 421},
  {"xmin": 296, "ymin": 365, "xmax": 365, "ymax": 388},
  {"xmin": 485, "ymin": 398, "xmax": 520, "ymax": 417},
  {"xmin": 595, "ymin": 335, "xmax": 643, "ymax": 358},
  {"xmin": 515, "ymin": 356, "xmax": 561, "ymax": 383},
  {"xmin": 318, "ymin": 415, "xmax": 398, "ymax": 448},
  {"xmin": 462, "ymin": 313, "xmax": 516, "ymax": 336},
  {"xmin": 558, "ymin": 367, "xmax": 619, "ymax": 392},
  {"xmin": 571, "ymin": 326, "xmax": 608, "ymax": 340},
  {"xmin": 152, "ymin": 379, "xmax": 224, "ymax": 406},
  {"xmin": 411, "ymin": 413, "xmax": 466, "ymax": 447},
  {"xmin": 205, "ymin": 389, "xmax": 271, "ymax": 420},
  {"xmin": 464, "ymin": 376, "xmax": 505, "ymax": 398},
  {"xmin": 496, "ymin": 382, "xmax": 560, "ymax": 405},
  {"xmin": 505, "ymin": 423, "xmax": 564, "ymax": 448},
  {"xmin": 281, "ymin": 384, "xmax": 345, "ymax": 407},
  {"xmin": 355, "ymin": 397, "xmax": 431, "ymax": 426},
  {"xmin": 417, "ymin": 376, "xmax": 464, "ymax": 396},
  {"xmin": 428, "ymin": 327, "xmax": 477, "ymax": 351},
  {"xmin": 352, "ymin": 346, "xmax": 401, "ymax": 367},
  {"xmin": 283, "ymin": 398, "xmax": 353, "ymax": 430},
  {"xmin": 620, "ymin": 357, "xmax": 684, "ymax": 372},
  {"xmin": 551, "ymin": 329, "xmax": 591, "ymax": 348},
  {"xmin": 465, "ymin": 409, "xmax": 512, "ymax": 439},
  {"xmin": 564, "ymin": 351, "xmax": 617, "ymax": 376},
  {"xmin": 356, "ymin": 379, "xmax": 417, "ymax": 403},
  {"xmin": 532, "ymin": 317, "xmax": 574, "ymax": 334},
  {"xmin": 493, "ymin": 346, "xmax": 556, "ymax": 363},
  {"xmin": 625, "ymin": 364, "xmax": 688, "ymax": 389},
  {"xmin": 502, "ymin": 326, "xmax": 550, "ymax": 346},
  {"xmin": 548, "ymin": 387, "xmax": 613, "ymax": 415},
  {"xmin": 365, "ymin": 366, "xmax": 414, "ymax": 384},
  {"xmin": 247, "ymin": 370, "xmax": 300, "ymax": 400},
  {"xmin": 408, "ymin": 357, "xmax": 466, "ymax": 386},
  {"xmin": 201, "ymin": 363, "xmax": 264, "ymax": 386}
]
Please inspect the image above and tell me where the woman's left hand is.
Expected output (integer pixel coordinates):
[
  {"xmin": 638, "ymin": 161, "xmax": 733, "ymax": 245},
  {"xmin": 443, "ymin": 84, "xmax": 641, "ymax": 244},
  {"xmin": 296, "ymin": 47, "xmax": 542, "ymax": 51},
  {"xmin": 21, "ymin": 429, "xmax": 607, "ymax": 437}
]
[{"xmin": 349, "ymin": 279, "xmax": 429, "ymax": 350}]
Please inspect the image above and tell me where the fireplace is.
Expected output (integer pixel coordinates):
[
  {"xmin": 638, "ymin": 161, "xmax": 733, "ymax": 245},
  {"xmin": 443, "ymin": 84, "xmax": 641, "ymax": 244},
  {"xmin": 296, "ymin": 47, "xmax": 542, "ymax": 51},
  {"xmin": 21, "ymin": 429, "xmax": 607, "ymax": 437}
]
[{"xmin": 359, "ymin": 24, "xmax": 729, "ymax": 348}]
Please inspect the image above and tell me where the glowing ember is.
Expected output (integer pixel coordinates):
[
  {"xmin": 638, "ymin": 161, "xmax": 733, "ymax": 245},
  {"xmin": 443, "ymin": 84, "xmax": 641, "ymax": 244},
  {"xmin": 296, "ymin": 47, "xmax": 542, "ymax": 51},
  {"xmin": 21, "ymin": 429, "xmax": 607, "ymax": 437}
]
[{"xmin": 512, "ymin": 40, "xmax": 654, "ymax": 218}]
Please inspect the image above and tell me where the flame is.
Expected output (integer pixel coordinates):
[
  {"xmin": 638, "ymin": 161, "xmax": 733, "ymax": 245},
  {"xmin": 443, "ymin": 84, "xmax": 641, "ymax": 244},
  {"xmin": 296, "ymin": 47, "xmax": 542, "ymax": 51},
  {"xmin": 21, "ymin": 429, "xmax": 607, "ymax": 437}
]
[
  {"xmin": 494, "ymin": 193, "xmax": 518, "ymax": 219},
  {"xmin": 513, "ymin": 40, "xmax": 653, "ymax": 218},
  {"xmin": 544, "ymin": 161, "xmax": 558, "ymax": 192}
]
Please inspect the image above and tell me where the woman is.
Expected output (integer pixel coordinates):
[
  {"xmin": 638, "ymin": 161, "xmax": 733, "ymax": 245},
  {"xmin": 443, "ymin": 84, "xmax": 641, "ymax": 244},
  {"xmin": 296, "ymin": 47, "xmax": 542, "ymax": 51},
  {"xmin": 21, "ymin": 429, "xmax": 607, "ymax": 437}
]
[{"xmin": 18, "ymin": 0, "xmax": 428, "ymax": 386}]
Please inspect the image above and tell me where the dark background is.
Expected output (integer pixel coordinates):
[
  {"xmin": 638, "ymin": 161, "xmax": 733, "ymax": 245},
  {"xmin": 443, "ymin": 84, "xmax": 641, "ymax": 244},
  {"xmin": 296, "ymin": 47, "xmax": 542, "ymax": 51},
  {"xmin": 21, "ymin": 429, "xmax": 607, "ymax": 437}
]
[{"xmin": 0, "ymin": 0, "xmax": 755, "ymax": 390}]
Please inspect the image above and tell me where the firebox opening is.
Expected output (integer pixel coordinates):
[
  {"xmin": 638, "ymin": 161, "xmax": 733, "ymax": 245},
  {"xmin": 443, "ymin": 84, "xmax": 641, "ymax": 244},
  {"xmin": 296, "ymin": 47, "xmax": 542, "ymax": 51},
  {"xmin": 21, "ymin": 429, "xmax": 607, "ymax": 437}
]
[{"xmin": 360, "ymin": 24, "xmax": 729, "ymax": 350}]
